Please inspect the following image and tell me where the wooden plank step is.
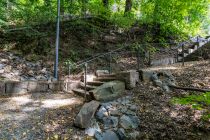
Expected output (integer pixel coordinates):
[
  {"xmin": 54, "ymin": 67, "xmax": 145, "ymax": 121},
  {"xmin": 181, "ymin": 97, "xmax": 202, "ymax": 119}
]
[
  {"xmin": 87, "ymin": 81, "xmax": 105, "ymax": 86},
  {"xmin": 93, "ymin": 77, "xmax": 117, "ymax": 82},
  {"xmin": 80, "ymin": 83, "xmax": 97, "ymax": 91},
  {"xmin": 97, "ymin": 73, "xmax": 116, "ymax": 78}
]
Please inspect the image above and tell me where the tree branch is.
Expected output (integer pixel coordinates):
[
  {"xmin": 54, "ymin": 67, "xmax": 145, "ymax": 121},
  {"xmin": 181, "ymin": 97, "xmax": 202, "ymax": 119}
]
[{"xmin": 169, "ymin": 85, "xmax": 210, "ymax": 92}]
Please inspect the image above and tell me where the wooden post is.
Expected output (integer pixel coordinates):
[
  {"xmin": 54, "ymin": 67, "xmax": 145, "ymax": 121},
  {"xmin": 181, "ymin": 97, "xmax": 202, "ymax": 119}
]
[
  {"xmin": 148, "ymin": 50, "xmax": 151, "ymax": 66},
  {"xmin": 176, "ymin": 49, "xmax": 179, "ymax": 62},
  {"xmin": 136, "ymin": 47, "xmax": 140, "ymax": 70},
  {"xmin": 84, "ymin": 63, "xmax": 87, "ymax": 101},
  {"xmin": 182, "ymin": 45, "xmax": 184, "ymax": 66}
]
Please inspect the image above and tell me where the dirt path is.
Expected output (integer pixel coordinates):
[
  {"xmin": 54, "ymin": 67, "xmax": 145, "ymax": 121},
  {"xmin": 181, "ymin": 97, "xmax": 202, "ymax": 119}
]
[{"xmin": 0, "ymin": 92, "xmax": 84, "ymax": 140}]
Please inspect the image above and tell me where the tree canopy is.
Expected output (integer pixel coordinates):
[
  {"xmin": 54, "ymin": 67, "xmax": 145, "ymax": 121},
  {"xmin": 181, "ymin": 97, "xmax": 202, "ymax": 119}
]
[{"xmin": 0, "ymin": 0, "xmax": 209, "ymax": 37}]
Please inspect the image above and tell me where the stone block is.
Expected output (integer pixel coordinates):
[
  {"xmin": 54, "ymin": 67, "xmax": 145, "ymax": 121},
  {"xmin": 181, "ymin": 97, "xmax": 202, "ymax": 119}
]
[
  {"xmin": 0, "ymin": 82, "xmax": 5, "ymax": 95},
  {"xmin": 6, "ymin": 81, "xmax": 28, "ymax": 95},
  {"xmin": 117, "ymin": 70, "xmax": 139, "ymax": 89},
  {"xmin": 28, "ymin": 81, "xmax": 48, "ymax": 92},
  {"xmin": 65, "ymin": 81, "xmax": 80, "ymax": 91},
  {"xmin": 49, "ymin": 81, "xmax": 64, "ymax": 91}
]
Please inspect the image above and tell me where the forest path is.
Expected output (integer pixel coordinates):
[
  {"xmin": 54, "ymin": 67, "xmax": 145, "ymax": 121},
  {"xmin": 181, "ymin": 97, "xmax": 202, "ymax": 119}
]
[{"xmin": 0, "ymin": 92, "xmax": 84, "ymax": 140}]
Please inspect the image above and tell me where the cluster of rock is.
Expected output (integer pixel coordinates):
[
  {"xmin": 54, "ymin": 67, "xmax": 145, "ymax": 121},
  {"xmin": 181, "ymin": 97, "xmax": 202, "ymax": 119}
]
[
  {"xmin": 74, "ymin": 97, "xmax": 140, "ymax": 140},
  {"xmin": 0, "ymin": 52, "xmax": 53, "ymax": 81},
  {"xmin": 140, "ymin": 68, "xmax": 176, "ymax": 92}
]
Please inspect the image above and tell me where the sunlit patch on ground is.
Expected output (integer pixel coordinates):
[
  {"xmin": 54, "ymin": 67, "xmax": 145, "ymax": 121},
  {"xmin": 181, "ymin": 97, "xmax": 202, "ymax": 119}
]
[
  {"xmin": 41, "ymin": 98, "xmax": 81, "ymax": 108},
  {"xmin": 0, "ymin": 92, "xmax": 84, "ymax": 139}
]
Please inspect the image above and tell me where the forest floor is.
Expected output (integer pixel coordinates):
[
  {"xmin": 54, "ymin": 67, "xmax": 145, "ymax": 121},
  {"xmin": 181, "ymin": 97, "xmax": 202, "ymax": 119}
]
[
  {"xmin": 134, "ymin": 61, "xmax": 210, "ymax": 140},
  {"xmin": 0, "ymin": 61, "xmax": 209, "ymax": 139}
]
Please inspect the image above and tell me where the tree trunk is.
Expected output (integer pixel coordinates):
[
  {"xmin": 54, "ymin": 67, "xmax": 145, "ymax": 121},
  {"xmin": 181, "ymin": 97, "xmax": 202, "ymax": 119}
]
[
  {"xmin": 81, "ymin": 0, "xmax": 87, "ymax": 17},
  {"xmin": 124, "ymin": 0, "xmax": 132, "ymax": 15},
  {"xmin": 60, "ymin": 0, "xmax": 65, "ymax": 16},
  {"xmin": 102, "ymin": 0, "xmax": 109, "ymax": 8}
]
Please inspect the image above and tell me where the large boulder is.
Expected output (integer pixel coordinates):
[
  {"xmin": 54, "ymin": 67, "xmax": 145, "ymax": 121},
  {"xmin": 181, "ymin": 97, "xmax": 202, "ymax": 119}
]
[
  {"xmin": 90, "ymin": 81, "xmax": 125, "ymax": 101},
  {"xmin": 74, "ymin": 100, "xmax": 100, "ymax": 129}
]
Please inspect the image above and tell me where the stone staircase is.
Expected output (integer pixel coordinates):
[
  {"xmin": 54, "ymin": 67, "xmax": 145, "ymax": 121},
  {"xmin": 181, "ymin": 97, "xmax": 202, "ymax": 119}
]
[
  {"xmin": 72, "ymin": 73, "xmax": 118, "ymax": 100},
  {"xmin": 177, "ymin": 37, "xmax": 210, "ymax": 62},
  {"xmin": 69, "ymin": 70, "xmax": 139, "ymax": 101}
]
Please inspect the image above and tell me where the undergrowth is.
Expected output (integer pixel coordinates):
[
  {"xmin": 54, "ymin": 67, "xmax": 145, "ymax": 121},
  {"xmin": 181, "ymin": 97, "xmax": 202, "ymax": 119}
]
[{"xmin": 172, "ymin": 92, "xmax": 210, "ymax": 120}]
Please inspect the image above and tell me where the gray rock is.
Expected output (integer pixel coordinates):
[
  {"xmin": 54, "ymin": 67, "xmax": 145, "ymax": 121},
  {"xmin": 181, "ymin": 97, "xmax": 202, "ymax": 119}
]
[
  {"xmin": 74, "ymin": 100, "xmax": 100, "ymax": 129},
  {"xmin": 102, "ymin": 130, "xmax": 119, "ymax": 140},
  {"xmin": 40, "ymin": 68, "xmax": 47, "ymax": 74},
  {"xmin": 101, "ymin": 103, "xmax": 112, "ymax": 110},
  {"xmin": 103, "ymin": 116, "xmax": 118, "ymax": 129},
  {"xmin": 120, "ymin": 106, "xmax": 128, "ymax": 113},
  {"xmin": 121, "ymin": 97, "xmax": 130, "ymax": 105},
  {"xmin": 85, "ymin": 119, "xmax": 101, "ymax": 137},
  {"xmin": 120, "ymin": 115, "xmax": 138, "ymax": 129},
  {"xmin": 4, "ymin": 65, "xmax": 12, "ymax": 73},
  {"xmin": 109, "ymin": 108, "xmax": 120, "ymax": 116},
  {"xmin": 162, "ymin": 85, "xmax": 171, "ymax": 93},
  {"xmin": 129, "ymin": 116, "xmax": 140, "ymax": 128},
  {"xmin": 128, "ymin": 131, "xmax": 140, "ymax": 140},
  {"xmin": 117, "ymin": 128, "xmax": 126, "ymax": 140},
  {"xmin": 96, "ymin": 106, "xmax": 109, "ymax": 120},
  {"xmin": 90, "ymin": 81, "xmax": 125, "ymax": 101},
  {"xmin": 125, "ymin": 110, "xmax": 136, "ymax": 116},
  {"xmin": 129, "ymin": 105, "xmax": 137, "ymax": 111},
  {"xmin": 110, "ymin": 101, "xmax": 119, "ymax": 106},
  {"xmin": 36, "ymin": 75, "xmax": 47, "ymax": 80},
  {"xmin": 95, "ymin": 131, "xmax": 103, "ymax": 140},
  {"xmin": 0, "ymin": 69, "xmax": 4, "ymax": 74},
  {"xmin": 110, "ymin": 116, "xmax": 118, "ymax": 128},
  {"xmin": 153, "ymin": 79, "xmax": 163, "ymax": 87},
  {"xmin": 0, "ymin": 64, "xmax": 5, "ymax": 70}
]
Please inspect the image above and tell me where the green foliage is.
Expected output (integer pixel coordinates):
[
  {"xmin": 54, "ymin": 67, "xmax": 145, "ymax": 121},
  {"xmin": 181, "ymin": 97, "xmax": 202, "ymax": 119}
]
[
  {"xmin": 172, "ymin": 92, "xmax": 210, "ymax": 121},
  {"xmin": 172, "ymin": 92, "xmax": 210, "ymax": 109},
  {"xmin": 140, "ymin": 0, "xmax": 209, "ymax": 36},
  {"xmin": 0, "ymin": 0, "xmax": 209, "ymax": 41}
]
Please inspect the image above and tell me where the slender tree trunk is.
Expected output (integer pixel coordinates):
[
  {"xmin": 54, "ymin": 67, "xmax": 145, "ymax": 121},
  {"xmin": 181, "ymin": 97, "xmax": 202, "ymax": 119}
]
[
  {"xmin": 124, "ymin": 0, "xmax": 132, "ymax": 15},
  {"xmin": 102, "ymin": 0, "xmax": 109, "ymax": 8},
  {"xmin": 81, "ymin": 0, "xmax": 87, "ymax": 17},
  {"xmin": 60, "ymin": 0, "xmax": 65, "ymax": 16}
]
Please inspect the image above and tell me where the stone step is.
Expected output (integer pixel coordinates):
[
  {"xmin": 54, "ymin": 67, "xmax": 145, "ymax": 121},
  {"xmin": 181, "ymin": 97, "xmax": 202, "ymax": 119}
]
[
  {"xmin": 93, "ymin": 77, "xmax": 117, "ymax": 82},
  {"xmin": 178, "ymin": 53, "xmax": 188, "ymax": 57},
  {"xmin": 189, "ymin": 44, "xmax": 197, "ymax": 49},
  {"xmin": 72, "ymin": 88, "xmax": 92, "ymax": 100},
  {"xmin": 87, "ymin": 81, "xmax": 105, "ymax": 86},
  {"xmin": 183, "ymin": 49, "xmax": 189, "ymax": 54},
  {"xmin": 80, "ymin": 83, "xmax": 97, "ymax": 91}
]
